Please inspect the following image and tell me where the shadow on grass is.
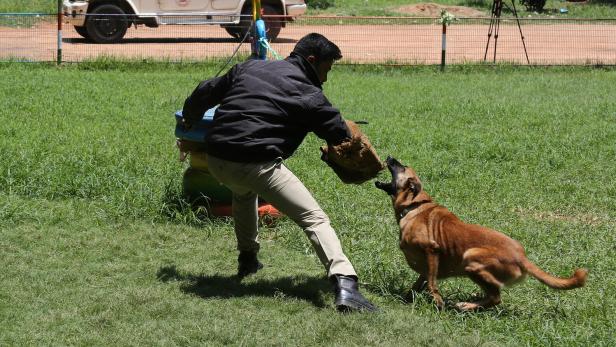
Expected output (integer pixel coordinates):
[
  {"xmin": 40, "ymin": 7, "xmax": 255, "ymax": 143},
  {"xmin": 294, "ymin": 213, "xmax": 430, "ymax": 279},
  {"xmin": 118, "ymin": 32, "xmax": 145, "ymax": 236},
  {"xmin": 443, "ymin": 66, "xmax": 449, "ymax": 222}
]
[
  {"xmin": 397, "ymin": 287, "xmax": 525, "ymax": 317},
  {"xmin": 157, "ymin": 265, "xmax": 330, "ymax": 308}
]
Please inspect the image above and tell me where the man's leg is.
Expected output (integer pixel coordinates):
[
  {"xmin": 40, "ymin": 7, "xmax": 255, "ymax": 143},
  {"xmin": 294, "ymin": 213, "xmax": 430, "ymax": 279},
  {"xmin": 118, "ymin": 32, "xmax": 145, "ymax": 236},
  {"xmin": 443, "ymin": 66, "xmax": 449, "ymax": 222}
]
[
  {"xmin": 231, "ymin": 189, "xmax": 260, "ymax": 253},
  {"xmin": 248, "ymin": 160, "xmax": 355, "ymax": 278},
  {"xmin": 246, "ymin": 160, "xmax": 376, "ymax": 311},
  {"xmin": 208, "ymin": 155, "xmax": 354, "ymax": 275},
  {"xmin": 231, "ymin": 190, "xmax": 264, "ymax": 277},
  {"xmin": 207, "ymin": 155, "xmax": 376, "ymax": 311},
  {"xmin": 206, "ymin": 156, "xmax": 262, "ymax": 277}
]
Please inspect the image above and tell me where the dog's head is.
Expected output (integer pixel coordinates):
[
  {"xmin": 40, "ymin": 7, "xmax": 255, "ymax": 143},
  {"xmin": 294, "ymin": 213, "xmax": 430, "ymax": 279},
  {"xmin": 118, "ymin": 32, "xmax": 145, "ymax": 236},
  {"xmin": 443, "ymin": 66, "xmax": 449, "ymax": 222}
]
[{"xmin": 375, "ymin": 156, "xmax": 423, "ymax": 200}]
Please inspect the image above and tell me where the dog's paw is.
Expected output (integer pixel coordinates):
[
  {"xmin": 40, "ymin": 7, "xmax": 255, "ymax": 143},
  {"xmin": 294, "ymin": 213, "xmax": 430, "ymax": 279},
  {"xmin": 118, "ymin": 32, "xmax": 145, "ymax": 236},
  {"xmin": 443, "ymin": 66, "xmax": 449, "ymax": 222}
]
[
  {"xmin": 435, "ymin": 301, "xmax": 445, "ymax": 311},
  {"xmin": 455, "ymin": 301, "xmax": 480, "ymax": 312},
  {"xmin": 432, "ymin": 295, "xmax": 445, "ymax": 310}
]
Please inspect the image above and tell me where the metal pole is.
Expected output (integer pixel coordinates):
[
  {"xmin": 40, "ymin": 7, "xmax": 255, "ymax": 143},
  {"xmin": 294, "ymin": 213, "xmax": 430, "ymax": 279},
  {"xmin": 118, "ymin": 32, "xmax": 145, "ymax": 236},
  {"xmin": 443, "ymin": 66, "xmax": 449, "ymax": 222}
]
[
  {"xmin": 493, "ymin": 13, "xmax": 500, "ymax": 62},
  {"xmin": 484, "ymin": 0, "xmax": 498, "ymax": 61},
  {"xmin": 57, "ymin": 0, "xmax": 62, "ymax": 65},
  {"xmin": 250, "ymin": 0, "xmax": 262, "ymax": 58},
  {"xmin": 492, "ymin": 0, "xmax": 503, "ymax": 62},
  {"xmin": 511, "ymin": 0, "xmax": 530, "ymax": 64},
  {"xmin": 441, "ymin": 22, "xmax": 446, "ymax": 71}
]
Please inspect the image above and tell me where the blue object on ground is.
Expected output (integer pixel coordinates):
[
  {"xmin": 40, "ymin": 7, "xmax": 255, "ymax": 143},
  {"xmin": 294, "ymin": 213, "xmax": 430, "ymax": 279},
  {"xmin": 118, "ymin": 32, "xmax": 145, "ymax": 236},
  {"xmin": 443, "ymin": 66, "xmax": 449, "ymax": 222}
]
[
  {"xmin": 174, "ymin": 106, "xmax": 217, "ymax": 142},
  {"xmin": 256, "ymin": 19, "xmax": 268, "ymax": 60},
  {"xmin": 560, "ymin": 8, "xmax": 569, "ymax": 14}
]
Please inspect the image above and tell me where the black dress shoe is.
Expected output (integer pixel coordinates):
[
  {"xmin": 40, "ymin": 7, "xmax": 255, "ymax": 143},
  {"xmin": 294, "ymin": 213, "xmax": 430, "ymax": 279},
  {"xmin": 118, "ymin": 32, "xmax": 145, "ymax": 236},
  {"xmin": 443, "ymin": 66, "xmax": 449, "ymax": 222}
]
[
  {"xmin": 237, "ymin": 251, "xmax": 263, "ymax": 278},
  {"xmin": 331, "ymin": 275, "xmax": 378, "ymax": 312}
]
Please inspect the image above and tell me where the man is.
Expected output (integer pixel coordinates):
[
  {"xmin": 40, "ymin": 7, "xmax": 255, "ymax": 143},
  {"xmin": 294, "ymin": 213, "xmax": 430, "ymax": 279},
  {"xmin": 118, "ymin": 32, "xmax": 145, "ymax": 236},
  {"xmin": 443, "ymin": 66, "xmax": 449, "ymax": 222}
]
[{"xmin": 182, "ymin": 33, "xmax": 376, "ymax": 312}]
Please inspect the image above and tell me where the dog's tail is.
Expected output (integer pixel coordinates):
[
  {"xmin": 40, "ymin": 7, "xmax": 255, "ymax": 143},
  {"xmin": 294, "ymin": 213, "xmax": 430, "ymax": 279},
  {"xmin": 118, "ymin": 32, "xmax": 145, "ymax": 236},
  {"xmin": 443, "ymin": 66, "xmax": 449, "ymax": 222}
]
[{"xmin": 521, "ymin": 259, "xmax": 588, "ymax": 290}]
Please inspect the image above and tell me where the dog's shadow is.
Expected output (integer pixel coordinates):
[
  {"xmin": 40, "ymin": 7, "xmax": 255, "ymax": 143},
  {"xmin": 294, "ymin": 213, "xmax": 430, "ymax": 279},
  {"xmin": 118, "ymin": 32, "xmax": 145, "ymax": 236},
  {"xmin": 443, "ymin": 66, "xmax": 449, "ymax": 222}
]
[
  {"xmin": 398, "ymin": 285, "xmax": 524, "ymax": 317},
  {"xmin": 157, "ymin": 265, "xmax": 330, "ymax": 308}
]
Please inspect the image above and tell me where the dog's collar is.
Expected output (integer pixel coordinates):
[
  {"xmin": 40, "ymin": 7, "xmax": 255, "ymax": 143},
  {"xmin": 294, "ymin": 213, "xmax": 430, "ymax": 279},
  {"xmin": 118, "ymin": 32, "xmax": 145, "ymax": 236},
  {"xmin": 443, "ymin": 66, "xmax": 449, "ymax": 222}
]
[{"xmin": 399, "ymin": 200, "xmax": 432, "ymax": 219}]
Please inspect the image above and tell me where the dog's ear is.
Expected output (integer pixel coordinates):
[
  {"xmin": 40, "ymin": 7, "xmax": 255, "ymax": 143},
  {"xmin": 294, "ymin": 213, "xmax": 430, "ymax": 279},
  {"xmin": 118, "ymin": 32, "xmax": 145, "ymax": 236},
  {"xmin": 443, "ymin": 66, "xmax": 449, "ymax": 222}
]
[{"xmin": 407, "ymin": 178, "xmax": 422, "ymax": 198}]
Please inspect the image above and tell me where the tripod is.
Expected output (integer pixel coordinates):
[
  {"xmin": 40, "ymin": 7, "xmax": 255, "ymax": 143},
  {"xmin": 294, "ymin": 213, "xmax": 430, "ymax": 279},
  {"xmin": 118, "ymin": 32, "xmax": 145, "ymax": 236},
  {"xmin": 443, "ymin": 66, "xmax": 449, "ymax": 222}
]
[{"xmin": 484, "ymin": 0, "xmax": 530, "ymax": 64}]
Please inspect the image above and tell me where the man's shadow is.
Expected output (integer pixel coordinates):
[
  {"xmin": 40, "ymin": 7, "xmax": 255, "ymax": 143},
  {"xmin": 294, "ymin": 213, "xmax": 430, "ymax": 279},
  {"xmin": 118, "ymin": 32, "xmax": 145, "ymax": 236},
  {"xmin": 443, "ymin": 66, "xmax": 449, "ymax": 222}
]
[{"xmin": 157, "ymin": 265, "xmax": 330, "ymax": 308}]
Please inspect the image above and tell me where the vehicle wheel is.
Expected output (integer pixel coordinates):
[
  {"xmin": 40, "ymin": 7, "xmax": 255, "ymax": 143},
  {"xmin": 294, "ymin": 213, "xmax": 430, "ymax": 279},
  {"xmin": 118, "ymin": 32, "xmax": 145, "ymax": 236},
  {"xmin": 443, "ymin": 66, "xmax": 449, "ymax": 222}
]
[
  {"xmin": 74, "ymin": 25, "xmax": 91, "ymax": 39},
  {"xmin": 85, "ymin": 4, "xmax": 128, "ymax": 43},
  {"xmin": 223, "ymin": 6, "xmax": 252, "ymax": 41},
  {"xmin": 262, "ymin": 4, "xmax": 282, "ymax": 42},
  {"xmin": 223, "ymin": 25, "xmax": 245, "ymax": 41},
  {"xmin": 223, "ymin": 4, "xmax": 283, "ymax": 42}
]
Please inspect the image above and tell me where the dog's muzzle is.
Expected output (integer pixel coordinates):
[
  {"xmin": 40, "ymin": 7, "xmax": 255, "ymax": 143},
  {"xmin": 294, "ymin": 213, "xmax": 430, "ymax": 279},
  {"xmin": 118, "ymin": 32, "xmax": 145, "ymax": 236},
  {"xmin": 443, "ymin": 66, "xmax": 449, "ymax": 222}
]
[
  {"xmin": 375, "ymin": 180, "xmax": 395, "ymax": 195},
  {"xmin": 374, "ymin": 155, "xmax": 405, "ymax": 195}
]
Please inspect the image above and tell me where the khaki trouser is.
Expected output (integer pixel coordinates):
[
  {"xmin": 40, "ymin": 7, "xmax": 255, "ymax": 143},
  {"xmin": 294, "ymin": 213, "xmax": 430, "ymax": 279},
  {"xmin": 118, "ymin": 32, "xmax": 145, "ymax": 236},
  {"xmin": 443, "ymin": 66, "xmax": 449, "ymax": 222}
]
[{"xmin": 206, "ymin": 154, "xmax": 357, "ymax": 278}]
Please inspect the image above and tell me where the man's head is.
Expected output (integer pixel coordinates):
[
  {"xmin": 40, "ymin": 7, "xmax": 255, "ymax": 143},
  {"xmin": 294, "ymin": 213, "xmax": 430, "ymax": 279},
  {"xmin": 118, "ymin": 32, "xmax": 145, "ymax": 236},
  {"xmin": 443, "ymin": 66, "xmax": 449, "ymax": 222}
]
[{"xmin": 292, "ymin": 33, "xmax": 342, "ymax": 83}]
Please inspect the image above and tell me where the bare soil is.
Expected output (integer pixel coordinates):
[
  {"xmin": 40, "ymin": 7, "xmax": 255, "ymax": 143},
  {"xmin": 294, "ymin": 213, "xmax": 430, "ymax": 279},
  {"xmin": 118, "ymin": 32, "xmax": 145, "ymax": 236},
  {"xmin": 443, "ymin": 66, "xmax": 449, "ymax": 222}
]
[
  {"xmin": 1, "ymin": 19, "xmax": 615, "ymax": 65},
  {"xmin": 396, "ymin": 3, "xmax": 487, "ymax": 17}
]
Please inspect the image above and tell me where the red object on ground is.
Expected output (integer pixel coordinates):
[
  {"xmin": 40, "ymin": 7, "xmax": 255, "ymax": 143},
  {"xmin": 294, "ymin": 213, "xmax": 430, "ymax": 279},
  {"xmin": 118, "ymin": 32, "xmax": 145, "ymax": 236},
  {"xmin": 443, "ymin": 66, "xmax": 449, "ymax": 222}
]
[{"xmin": 210, "ymin": 203, "xmax": 282, "ymax": 219}]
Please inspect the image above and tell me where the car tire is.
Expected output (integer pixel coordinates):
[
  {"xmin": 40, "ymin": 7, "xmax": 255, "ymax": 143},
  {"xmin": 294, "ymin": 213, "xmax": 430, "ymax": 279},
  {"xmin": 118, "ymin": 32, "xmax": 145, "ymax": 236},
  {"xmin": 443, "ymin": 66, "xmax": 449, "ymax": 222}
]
[
  {"xmin": 262, "ymin": 4, "xmax": 282, "ymax": 42},
  {"xmin": 223, "ymin": 6, "xmax": 252, "ymax": 41},
  {"xmin": 85, "ymin": 4, "xmax": 129, "ymax": 44},
  {"xmin": 223, "ymin": 25, "xmax": 245, "ymax": 41},
  {"xmin": 223, "ymin": 4, "xmax": 283, "ymax": 42},
  {"xmin": 74, "ymin": 25, "xmax": 91, "ymax": 40}
]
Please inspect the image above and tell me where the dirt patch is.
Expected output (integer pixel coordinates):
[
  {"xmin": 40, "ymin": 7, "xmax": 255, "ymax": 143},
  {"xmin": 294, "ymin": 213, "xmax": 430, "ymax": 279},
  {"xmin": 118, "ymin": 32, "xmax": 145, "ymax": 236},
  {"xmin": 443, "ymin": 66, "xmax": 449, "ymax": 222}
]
[
  {"xmin": 397, "ymin": 2, "xmax": 487, "ymax": 17},
  {"xmin": 514, "ymin": 208, "xmax": 607, "ymax": 226},
  {"xmin": 1, "ymin": 21, "xmax": 615, "ymax": 65}
]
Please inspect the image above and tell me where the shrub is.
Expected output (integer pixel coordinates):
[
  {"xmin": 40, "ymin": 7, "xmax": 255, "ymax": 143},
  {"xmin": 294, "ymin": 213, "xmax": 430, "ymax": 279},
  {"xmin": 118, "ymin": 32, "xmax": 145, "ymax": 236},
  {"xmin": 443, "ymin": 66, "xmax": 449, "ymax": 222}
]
[
  {"xmin": 519, "ymin": 0, "xmax": 546, "ymax": 11},
  {"xmin": 306, "ymin": 0, "xmax": 334, "ymax": 10}
]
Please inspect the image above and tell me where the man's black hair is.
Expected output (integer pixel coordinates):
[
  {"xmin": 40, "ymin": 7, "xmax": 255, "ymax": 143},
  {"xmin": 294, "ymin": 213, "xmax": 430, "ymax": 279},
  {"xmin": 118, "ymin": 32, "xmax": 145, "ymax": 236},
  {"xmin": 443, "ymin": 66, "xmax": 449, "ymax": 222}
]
[{"xmin": 292, "ymin": 33, "xmax": 343, "ymax": 62}]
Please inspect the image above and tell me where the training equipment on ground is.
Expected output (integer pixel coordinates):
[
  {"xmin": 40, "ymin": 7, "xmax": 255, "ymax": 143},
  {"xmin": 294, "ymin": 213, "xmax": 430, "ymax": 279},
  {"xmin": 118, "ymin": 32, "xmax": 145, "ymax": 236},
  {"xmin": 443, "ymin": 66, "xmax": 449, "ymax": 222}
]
[{"xmin": 175, "ymin": 109, "xmax": 282, "ymax": 221}]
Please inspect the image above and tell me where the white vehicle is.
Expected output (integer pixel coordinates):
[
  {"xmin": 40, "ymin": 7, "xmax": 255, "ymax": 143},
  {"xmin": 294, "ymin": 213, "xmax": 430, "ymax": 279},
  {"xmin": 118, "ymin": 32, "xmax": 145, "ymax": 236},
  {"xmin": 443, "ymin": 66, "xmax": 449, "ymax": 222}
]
[{"xmin": 62, "ymin": 0, "xmax": 307, "ymax": 43}]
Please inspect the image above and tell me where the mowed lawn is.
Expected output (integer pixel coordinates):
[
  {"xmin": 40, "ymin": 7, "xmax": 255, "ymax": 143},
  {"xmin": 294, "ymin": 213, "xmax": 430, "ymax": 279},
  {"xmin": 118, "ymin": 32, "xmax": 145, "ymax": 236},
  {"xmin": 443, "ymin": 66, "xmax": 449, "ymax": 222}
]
[
  {"xmin": 3, "ymin": 0, "xmax": 616, "ymax": 18},
  {"xmin": 1, "ymin": 62, "xmax": 615, "ymax": 346}
]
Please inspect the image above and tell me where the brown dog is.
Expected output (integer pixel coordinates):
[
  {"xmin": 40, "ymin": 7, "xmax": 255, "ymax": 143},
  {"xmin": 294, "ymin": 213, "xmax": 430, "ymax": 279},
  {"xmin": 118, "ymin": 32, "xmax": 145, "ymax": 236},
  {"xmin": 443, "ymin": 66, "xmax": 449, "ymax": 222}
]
[{"xmin": 375, "ymin": 156, "xmax": 587, "ymax": 311}]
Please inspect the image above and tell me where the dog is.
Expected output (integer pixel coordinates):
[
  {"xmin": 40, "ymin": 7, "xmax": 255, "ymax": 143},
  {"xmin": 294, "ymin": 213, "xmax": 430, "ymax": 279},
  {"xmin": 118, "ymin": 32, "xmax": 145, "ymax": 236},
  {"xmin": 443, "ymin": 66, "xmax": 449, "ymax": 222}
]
[{"xmin": 375, "ymin": 156, "xmax": 587, "ymax": 311}]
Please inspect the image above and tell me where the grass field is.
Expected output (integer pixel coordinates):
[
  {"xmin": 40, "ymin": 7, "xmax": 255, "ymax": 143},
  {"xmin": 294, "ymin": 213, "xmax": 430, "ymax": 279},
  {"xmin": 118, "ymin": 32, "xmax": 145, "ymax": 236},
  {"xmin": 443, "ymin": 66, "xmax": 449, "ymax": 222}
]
[
  {"xmin": 313, "ymin": 0, "xmax": 616, "ymax": 18},
  {"xmin": 1, "ymin": 62, "xmax": 615, "ymax": 345},
  {"xmin": 1, "ymin": 0, "xmax": 615, "ymax": 18}
]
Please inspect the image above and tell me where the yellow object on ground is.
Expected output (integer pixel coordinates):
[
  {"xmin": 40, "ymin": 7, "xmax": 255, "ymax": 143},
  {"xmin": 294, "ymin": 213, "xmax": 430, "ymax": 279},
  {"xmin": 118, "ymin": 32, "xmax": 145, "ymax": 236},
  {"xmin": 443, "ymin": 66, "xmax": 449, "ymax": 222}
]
[{"xmin": 189, "ymin": 151, "xmax": 209, "ymax": 171}]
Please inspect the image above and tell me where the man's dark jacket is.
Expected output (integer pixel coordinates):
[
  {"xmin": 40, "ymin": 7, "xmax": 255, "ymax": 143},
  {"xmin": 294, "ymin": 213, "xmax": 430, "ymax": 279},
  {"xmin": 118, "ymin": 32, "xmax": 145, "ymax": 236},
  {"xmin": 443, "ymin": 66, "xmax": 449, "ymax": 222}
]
[{"xmin": 182, "ymin": 54, "xmax": 350, "ymax": 163}]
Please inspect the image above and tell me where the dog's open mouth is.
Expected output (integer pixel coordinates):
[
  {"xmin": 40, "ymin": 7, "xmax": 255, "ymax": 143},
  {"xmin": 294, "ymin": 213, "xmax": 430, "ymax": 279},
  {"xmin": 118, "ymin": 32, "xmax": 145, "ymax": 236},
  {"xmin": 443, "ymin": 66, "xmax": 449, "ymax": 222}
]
[
  {"xmin": 374, "ymin": 156, "xmax": 404, "ymax": 195},
  {"xmin": 374, "ymin": 179, "xmax": 394, "ymax": 195}
]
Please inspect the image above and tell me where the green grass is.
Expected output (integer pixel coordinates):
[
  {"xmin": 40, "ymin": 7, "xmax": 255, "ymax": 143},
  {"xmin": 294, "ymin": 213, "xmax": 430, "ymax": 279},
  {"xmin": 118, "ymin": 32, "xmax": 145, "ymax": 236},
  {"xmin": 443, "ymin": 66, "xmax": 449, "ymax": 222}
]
[
  {"xmin": 311, "ymin": 0, "xmax": 616, "ymax": 18},
  {"xmin": 1, "ymin": 61, "xmax": 615, "ymax": 345},
  {"xmin": 0, "ymin": 0, "xmax": 53, "ymax": 13},
  {"xmin": 1, "ymin": 0, "xmax": 615, "ymax": 18}
]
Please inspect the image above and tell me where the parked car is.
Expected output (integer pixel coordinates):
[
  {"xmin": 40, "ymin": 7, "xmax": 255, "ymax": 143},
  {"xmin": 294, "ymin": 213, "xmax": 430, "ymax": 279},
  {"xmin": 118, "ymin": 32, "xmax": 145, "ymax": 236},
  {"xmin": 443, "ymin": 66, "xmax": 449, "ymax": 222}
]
[{"xmin": 62, "ymin": 0, "xmax": 307, "ymax": 43}]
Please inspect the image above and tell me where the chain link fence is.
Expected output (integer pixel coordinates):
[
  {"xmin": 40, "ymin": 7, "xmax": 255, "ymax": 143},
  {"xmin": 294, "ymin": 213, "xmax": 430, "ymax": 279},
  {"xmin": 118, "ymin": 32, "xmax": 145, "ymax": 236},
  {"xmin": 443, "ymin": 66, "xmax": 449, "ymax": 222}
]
[{"xmin": 1, "ymin": 13, "xmax": 615, "ymax": 65}]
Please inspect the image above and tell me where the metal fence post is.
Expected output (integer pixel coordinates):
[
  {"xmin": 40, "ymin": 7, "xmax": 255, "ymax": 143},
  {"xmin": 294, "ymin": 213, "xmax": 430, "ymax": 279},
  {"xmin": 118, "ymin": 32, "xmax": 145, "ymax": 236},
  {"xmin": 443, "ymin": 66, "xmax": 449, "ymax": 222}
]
[
  {"xmin": 441, "ymin": 22, "xmax": 446, "ymax": 71},
  {"xmin": 57, "ymin": 0, "xmax": 62, "ymax": 64}
]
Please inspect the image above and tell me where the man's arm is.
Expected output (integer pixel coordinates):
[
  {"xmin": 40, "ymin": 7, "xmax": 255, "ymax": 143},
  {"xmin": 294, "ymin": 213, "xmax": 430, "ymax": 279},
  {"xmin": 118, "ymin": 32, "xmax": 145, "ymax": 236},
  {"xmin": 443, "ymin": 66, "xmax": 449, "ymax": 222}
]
[
  {"xmin": 182, "ymin": 65, "xmax": 237, "ymax": 127},
  {"xmin": 304, "ymin": 92, "xmax": 384, "ymax": 184},
  {"xmin": 302, "ymin": 91, "xmax": 351, "ymax": 145}
]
